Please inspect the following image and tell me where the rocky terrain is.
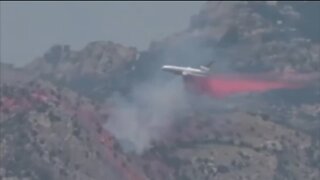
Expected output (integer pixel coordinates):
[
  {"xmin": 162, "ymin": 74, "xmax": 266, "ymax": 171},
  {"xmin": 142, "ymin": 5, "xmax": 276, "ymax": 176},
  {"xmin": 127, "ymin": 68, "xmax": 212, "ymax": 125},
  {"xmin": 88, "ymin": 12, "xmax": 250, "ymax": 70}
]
[{"xmin": 1, "ymin": 1, "xmax": 320, "ymax": 180}]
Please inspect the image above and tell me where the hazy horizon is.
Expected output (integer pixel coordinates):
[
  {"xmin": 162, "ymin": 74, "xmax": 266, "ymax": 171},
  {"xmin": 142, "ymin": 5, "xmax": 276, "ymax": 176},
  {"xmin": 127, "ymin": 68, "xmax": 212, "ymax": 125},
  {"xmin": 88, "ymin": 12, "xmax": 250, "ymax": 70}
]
[{"xmin": 0, "ymin": 1, "xmax": 204, "ymax": 66}]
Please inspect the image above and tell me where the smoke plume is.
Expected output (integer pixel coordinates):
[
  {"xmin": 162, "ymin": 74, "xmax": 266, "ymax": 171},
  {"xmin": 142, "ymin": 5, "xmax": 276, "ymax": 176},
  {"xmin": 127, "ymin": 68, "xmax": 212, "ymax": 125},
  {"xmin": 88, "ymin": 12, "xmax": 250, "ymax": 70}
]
[{"xmin": 104, "ymin": 78, "xmax": 190, "ymax": 154}]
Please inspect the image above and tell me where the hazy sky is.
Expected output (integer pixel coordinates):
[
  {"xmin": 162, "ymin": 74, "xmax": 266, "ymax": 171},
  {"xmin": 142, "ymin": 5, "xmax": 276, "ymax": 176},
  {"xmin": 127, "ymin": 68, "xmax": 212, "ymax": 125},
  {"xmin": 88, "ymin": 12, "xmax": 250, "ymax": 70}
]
[{"xmin": 0, "ymin": 1, "xmax": 204, "ymax": 66}]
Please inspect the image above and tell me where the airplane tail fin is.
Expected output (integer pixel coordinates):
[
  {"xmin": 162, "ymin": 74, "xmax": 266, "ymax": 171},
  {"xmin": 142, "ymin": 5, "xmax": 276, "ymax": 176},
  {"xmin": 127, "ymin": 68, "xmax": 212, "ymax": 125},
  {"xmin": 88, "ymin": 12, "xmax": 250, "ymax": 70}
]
[
  {"xmin": 200, "ymin": 60, "xmax": 214, "ymax": 71},
  {"xmin": 205, "ymin": 60, "xmax": 214, "ymax": 68}
]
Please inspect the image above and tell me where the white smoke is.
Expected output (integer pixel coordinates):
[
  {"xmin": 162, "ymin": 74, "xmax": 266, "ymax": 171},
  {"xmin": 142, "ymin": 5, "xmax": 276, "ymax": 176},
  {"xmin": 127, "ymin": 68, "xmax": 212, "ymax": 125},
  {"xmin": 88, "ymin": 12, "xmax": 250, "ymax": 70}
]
[{"xmin": 104, "ymin": 78, "xmax": 190, "ymax": 154}]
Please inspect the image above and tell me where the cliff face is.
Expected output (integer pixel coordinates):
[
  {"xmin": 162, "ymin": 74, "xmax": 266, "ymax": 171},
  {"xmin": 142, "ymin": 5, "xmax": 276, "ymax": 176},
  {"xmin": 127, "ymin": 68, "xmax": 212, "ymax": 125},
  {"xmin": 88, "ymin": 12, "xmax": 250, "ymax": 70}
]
[
  {"xmin": 1, "ymin": 1, "xmax": 320, "ymax": 180},
  {"xmin": 174, "ymin": 1, "xmax": 320, "ymax": 72}
]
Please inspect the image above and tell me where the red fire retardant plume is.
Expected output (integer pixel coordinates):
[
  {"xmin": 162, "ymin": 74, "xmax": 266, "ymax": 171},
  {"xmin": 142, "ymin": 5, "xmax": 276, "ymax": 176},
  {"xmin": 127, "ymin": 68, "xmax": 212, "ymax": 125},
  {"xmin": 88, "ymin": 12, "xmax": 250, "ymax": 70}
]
[{"xmin": 195, "ymin": 74, "xmax": 306, "ymax": 98}]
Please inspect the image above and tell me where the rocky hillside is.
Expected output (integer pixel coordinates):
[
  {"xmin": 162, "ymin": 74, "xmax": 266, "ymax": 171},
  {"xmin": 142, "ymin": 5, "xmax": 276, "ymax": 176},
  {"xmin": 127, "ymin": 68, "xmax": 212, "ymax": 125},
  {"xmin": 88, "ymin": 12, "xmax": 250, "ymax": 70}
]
[
  {"xmin": 23, "ymin": 41, "xmax": 139, "ymax": 100},
  {"xmin": 0, "ymin": 79, "xmax": 151, "ymax": 180},
  {"xmin": 1, "ymin": 1, "xmax": 320, "ymax": 180},
  {"xmin": 0, "ymin": 81, "xmax": 113, "ymax": 180}
]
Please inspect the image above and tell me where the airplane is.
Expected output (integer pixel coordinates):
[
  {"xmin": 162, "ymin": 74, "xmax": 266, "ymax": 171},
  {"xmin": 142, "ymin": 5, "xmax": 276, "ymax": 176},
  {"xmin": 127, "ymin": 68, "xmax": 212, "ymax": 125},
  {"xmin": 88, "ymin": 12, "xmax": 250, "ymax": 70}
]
[
  {"xmin": 161, "ymin": 61, "xmax": 215, "ymax": 94},
  {"xmin": 161, "ymin": 60, "xmax": 214, "ymax": 77}
]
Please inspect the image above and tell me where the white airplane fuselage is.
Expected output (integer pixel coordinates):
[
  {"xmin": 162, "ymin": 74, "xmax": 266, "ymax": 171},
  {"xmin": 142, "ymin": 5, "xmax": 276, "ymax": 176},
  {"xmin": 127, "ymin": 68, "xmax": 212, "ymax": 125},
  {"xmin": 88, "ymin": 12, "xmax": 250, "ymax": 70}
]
[
  {"xmin": 161, "ymin": 65, "xmax": 209, "ymax": 77},
  {"xmin": 161, "ymin": 64, "xmax": 212, "ymax": 96}
]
